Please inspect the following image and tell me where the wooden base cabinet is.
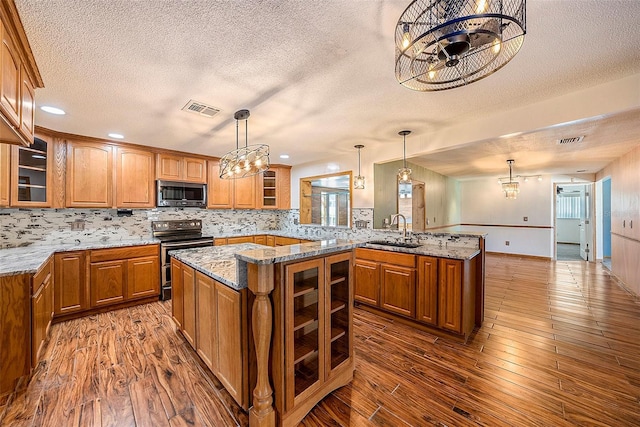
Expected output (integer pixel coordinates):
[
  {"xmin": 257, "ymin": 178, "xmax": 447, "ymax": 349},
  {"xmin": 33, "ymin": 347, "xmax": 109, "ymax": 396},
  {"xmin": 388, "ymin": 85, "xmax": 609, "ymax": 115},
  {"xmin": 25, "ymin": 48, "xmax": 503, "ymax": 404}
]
[
  {"xmin": 171, "ymin": 259, "xmax": 250, "ymax": 409},
  {"xmin": 354, "ymin": 258, "xmax": 380, "ymax": 306},
  {"xmin": 31, "ymin": 257, "xmax": 53, "ymax": 368},
  {"xmin": 355, "ymin": 248, "xmax": 479, "ymax": 342},
  {"xmin": 54, "ymin": 245, "xmax": 160, "ymax": 320},
  {"xmin": 0, "ymin": 273, "xmax": 30, "ymax": 405},
  {"xmin": 89, "ymin": 245, "xmax": 160, "ymax": 308},
  {"xmin": 54, "ymin": 251, "xmax": 89, "ymax": 316},
  {"xmin": 273, "ymin": 251, "xmax": 354, "ymax": 427},
  {"xmin": 416, "ymin": 256, "xmax": 438, "ymax": 325}
]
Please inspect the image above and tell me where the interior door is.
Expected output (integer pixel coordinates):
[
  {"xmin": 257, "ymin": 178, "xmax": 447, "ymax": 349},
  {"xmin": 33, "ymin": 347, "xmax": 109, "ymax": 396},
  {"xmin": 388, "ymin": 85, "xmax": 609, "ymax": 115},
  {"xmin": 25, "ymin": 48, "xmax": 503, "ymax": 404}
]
[{"xmin": 579, "ymin": 184, "xmax": 594, "ymax": 261}]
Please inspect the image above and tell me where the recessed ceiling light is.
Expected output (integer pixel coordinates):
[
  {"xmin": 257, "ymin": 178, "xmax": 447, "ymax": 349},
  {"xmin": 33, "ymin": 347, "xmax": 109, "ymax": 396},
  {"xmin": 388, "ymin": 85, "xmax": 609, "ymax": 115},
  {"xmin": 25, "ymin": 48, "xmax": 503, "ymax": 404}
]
[
  {"xmin": 279, "ymin": 154, "xmax": 290, "ymax": 159},
  {"xmin": 40, "ymin": 105, "xmax": 65, "ymax": 115},
  {"xmin": 108, "ymin": 133, "xmax": 125, "ymax": 139}
]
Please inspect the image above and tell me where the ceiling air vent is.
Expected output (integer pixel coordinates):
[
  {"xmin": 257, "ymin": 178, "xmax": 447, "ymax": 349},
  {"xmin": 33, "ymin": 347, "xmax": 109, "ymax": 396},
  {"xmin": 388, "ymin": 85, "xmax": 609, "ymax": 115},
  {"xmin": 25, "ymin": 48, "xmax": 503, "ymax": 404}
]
[
  {"xmin": 182, "ymin": 100, "xmax": 220, "ymax": 118},
  {"xmin": 557, "ymin": 136, "xmax": 584, "ymax": 145}
]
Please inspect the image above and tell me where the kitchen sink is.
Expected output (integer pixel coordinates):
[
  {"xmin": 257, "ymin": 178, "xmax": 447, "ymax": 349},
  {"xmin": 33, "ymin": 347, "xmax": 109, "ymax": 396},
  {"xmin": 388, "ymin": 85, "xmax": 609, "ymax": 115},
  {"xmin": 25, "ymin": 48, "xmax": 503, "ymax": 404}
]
[{"xmin": 367, "ymin": 240, "xmax": 422, "ymax": 249}]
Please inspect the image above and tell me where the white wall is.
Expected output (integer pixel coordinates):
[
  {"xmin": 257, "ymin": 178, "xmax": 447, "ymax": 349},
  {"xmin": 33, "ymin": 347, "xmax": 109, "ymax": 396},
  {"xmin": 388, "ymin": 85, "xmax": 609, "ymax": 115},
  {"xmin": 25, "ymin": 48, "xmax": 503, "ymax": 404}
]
[
  {"xmin": 556, "ymin": 218, "xmax": 580, "ymax": 243},
  {"xmin": 459, "ymin": 176, "xmax": 555, "ymax": 257}
]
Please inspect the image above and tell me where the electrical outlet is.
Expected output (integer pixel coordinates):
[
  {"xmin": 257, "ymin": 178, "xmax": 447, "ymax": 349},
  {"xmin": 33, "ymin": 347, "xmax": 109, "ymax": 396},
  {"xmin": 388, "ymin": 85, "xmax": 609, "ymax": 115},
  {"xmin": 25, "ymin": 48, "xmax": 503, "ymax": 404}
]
[
  {"xmin": 70, "ymin": 219, "xmax": 85, "ymax": 231},
  {"xmin": 523, "ymin": 216, "xmax": 528, "ymax": 221},
  {"xmin": 505, "ymin": 241, "xmax": 510, "ymax": 246}
]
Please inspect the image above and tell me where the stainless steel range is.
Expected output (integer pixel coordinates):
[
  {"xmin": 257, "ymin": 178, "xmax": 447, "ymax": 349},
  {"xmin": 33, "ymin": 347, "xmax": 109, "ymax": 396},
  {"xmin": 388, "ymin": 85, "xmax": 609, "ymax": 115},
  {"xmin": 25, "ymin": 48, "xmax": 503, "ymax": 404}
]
[{"xmin": 152, "ymin": 219, "xmax": 214, "ymax": 300}]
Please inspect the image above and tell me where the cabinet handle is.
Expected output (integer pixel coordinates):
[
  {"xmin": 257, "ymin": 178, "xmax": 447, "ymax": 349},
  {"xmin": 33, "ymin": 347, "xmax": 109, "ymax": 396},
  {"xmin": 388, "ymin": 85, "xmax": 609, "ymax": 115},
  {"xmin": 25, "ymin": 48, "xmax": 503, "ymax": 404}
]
[
  {"xmin": 623, "ymin": 220, "xmax": 626, "ymax": 228},
  {"xmin": 631, "ymin": 220, "xmax": 633, "ymax": 229}
]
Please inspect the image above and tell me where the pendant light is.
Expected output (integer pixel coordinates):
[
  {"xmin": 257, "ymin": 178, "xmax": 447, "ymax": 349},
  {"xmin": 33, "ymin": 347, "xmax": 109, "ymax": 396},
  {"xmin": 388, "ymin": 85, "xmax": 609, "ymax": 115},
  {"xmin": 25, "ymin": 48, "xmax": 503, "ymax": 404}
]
[
  {"xmin": 219, "ymin": 109, "xmax": 270, "ymax": 179},
  {"xmin": 354, "ymin": 144, "xmax": 365, "ymax": 190},
  {"xmin": 398, "ymin": 130, "xmax": 412, "ymax": 183},
  {"xmin": 395, "ymin": 0, "xmax": 526, "ymax": 91},
  {"xmin": 502, "ymin": 159, "xmax": 519, "ymax": 199}
]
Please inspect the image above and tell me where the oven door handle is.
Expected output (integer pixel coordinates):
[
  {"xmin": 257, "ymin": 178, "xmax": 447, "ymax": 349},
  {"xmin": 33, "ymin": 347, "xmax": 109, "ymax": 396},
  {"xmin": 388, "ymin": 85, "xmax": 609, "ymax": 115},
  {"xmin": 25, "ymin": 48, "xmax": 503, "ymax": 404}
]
[{"xmin": 162, "ymin": 240, "xmax": 213, "ymax": 249}]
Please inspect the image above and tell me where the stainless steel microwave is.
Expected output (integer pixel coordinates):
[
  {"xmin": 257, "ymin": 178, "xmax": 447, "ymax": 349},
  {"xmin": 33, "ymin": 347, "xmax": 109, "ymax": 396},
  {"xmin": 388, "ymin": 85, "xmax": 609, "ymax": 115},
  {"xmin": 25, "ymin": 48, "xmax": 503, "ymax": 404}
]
[{"xmin": 156, "ymin": 180, "xmax": 207, "ymax": 207}]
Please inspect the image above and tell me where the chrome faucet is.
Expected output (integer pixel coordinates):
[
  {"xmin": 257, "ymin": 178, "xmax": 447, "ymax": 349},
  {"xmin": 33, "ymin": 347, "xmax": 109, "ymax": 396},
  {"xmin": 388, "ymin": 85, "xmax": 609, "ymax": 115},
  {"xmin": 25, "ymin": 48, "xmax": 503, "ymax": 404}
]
[{"xmin": 391, "ymin": 214, "xmax": 407, "ymax": 240}]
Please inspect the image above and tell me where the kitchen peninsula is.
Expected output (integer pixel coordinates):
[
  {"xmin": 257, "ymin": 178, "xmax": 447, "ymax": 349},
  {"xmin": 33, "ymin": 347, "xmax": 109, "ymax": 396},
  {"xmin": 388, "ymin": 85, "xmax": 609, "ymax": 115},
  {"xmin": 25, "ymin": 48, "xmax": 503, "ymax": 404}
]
[{"xmin": 169, "ymin": 239, "xmax": 361, "ymax": 427}]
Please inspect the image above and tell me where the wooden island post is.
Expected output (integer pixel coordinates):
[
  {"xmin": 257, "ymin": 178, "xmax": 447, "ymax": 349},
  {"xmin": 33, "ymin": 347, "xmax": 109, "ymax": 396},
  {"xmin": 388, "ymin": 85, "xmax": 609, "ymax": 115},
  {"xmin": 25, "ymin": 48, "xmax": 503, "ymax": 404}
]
[{"xmin": 248, "ymin": 262, "xmax": 276, "ymax": 427}]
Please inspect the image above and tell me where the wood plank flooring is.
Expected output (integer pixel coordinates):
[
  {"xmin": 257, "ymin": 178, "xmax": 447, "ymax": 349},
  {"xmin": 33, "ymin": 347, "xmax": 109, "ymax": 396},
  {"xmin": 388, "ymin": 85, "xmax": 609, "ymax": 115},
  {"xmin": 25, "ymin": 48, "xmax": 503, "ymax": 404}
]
[{"xmin": 2, "ymin": 254, "xmax": 640, "ymax": 426}]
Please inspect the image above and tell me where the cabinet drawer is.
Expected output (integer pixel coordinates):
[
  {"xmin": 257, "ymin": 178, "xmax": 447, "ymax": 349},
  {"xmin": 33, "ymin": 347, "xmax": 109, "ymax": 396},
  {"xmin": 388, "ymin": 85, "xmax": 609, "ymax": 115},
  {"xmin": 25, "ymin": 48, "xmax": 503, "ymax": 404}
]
[
  {"xmin": 33, "ymin": 257, "xmax": 52, "ymax": 292},
  {"xmin": 355, "ymin": 248, "xmax": 416, "ymax": 268},
  {"xmin": 90, "ymin": 244, "xmax": 159, "ymax": 262}
]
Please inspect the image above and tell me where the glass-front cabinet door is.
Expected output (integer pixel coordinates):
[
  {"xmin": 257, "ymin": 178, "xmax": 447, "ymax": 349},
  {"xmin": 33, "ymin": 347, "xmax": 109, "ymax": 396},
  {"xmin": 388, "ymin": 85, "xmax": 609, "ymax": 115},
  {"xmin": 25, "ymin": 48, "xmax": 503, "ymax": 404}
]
[
  {"xmin": 11, "ymin": 136, "xmax": 51, "ymax": 206},
  {"xmin": 285, "ymin": 258, "xmax": 324, "ymax": 409},
  {"xmin": 325, "ymin": 252, "xmax": 352, "ymax": 375}
]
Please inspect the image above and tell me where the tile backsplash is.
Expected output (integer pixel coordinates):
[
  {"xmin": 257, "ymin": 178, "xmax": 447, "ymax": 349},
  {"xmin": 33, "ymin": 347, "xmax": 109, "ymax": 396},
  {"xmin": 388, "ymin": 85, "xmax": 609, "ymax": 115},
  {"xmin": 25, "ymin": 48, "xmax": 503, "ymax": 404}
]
[
  {"xmin": 0, "ymin": 208, "xmax": 284, "ymax": 248},
  {"xmin": 0, "ymin": 207, "xmax": 480, "ymax": 250}
]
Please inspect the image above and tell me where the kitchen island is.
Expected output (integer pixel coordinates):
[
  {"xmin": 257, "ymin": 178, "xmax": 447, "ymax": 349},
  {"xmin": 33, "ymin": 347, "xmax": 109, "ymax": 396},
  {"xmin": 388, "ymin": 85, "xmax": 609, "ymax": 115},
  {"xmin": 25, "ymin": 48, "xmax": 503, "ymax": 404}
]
[{"xmin": 169, "ymin": 239, "xmax": 361, "ymax": 427}]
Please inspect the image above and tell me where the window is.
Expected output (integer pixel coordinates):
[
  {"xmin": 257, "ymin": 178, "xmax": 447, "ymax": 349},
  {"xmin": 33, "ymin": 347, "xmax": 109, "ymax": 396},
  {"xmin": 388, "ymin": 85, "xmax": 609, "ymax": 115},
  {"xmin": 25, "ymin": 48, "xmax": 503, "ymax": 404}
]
[{"xmin": 557, "ymin": 193, "xmax": 582, "ymax": 219}]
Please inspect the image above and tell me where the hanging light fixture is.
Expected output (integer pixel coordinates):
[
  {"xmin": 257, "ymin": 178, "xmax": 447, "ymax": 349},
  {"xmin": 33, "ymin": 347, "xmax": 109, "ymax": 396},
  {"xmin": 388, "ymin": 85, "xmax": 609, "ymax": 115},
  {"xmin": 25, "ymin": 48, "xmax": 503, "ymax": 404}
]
[
  {"xmin": 354, "ymin": 144, "xmax": 365, "ymax": 190},
  {"xmin": 502, "ymin": 159, "xmax": 519, "ymax": 199},
  {"xmin": 398, "ymin": 130, "xmax": 412, "ymax": 183},
  {"xmin": 395, "ymin": 0, "xmax": 526, "ymax": 91},
  {"xmin": 219, "ymin": 109, "xmax": 270, "ymax": 179}
]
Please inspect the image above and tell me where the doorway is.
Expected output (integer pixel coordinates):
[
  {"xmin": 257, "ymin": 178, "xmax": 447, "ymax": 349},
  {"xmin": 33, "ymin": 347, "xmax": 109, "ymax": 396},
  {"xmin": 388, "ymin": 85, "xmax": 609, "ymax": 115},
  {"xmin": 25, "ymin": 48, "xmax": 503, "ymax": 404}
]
[{"xmin": 555, "ymin": 183, "xmax": 594, "ymax": 261}]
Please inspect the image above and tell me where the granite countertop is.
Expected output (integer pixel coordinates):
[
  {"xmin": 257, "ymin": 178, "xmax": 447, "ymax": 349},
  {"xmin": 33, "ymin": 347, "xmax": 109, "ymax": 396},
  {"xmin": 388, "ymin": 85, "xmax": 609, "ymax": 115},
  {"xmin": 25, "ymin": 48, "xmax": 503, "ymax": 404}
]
[
  {"xmin": 363, "ymin": 242, "xmax": 480, "ymax": 260},
  {"xmin": 0, "ymin": 238, "xmax": 160, "ymax": 277},
  {"xmin": 169, "ymin": 243, "xmax": 266, "ymax": 290},
  {"xmin": 170, "ymin": 240, "xmax": 363, "ymax": 290},
  {"xmin": 215, "ymin": 230, "xmax": 323, "ymax": 240},
  {"xmin": 235, "ymin": 239, "xmax": 363, "ymax": 265},
  {"xmin": 374, "ymin": 227, "xmax": 488, "ymax": 238}
]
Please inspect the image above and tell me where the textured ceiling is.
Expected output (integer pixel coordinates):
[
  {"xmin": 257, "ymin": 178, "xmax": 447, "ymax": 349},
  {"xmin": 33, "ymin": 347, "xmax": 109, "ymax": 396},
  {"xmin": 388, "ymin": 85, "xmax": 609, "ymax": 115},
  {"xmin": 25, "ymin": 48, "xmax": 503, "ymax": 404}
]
[{"xmin": 14, "ymin": 0, "xmax": 640, "ymax": 175}]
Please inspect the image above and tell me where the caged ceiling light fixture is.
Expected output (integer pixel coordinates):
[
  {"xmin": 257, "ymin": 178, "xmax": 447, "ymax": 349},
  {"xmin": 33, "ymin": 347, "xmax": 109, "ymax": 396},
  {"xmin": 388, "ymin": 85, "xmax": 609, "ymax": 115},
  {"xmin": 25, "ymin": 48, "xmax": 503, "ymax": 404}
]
[
  {"xmin": 354, "ymin": 144, "xmax": 366, "ymax": 189},
  {"xmin": 395, "ymin": 0, "xmax": 526, "ymax": 91},
  {"xmin": 501, "ymin": 159, "xmax": 519, "ymax": 199},
  {"xmin": 398, "ymin": 130, "xmax": 412, "ymax": 183},
  {"xmin": 219, "ymin": 109, "xmax": 270, "ymax": 179}
]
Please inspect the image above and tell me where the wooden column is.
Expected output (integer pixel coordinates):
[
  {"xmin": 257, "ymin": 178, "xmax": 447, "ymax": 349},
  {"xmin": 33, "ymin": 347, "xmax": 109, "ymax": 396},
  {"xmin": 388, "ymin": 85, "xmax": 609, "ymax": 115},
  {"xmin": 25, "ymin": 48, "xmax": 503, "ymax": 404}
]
[{"xmin": 248, "ymin": 263, "xmax": 276, "ymax": 427}]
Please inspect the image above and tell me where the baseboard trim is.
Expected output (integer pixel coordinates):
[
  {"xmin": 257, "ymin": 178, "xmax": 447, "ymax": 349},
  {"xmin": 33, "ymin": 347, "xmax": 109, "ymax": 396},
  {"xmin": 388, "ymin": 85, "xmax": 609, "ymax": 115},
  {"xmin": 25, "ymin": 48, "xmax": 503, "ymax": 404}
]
[{"xmin": 486, "ymin": 251, "xmax": 552, "ymax": 261}]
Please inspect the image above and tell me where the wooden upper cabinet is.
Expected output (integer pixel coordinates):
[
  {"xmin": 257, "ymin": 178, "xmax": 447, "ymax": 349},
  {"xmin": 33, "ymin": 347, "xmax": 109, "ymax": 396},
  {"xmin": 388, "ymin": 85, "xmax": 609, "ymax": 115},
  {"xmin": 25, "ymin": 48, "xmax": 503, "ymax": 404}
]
[
  {"xmin": 234, "ymin": 174, "xmax": 256, "ymax": 209},
  {"xmin": 184, "ymin": 156, "xmax": 206, "ymax": 182},
  {"xmin": 66, "ymin": 140, "xmax": 113, "ymax": 207},
  {"xmin": 0, "ymin": 21, "xmax": 20, "ymax": 128},
  {"xmin": 0, "ymin": 143, "xmax": 9, "ymax": 206},
  {"xmin": 19, "ymin": 64, "xmax": 34, "ymax": 143},
  {"xmin": 257, "ymin": 166, "xmax": 291, "ymax": 209},
  {"xmin": 156, "ymin": 153, "xmax": 181, "ymax": 180},
  {"xmin": 11, "ymin": 135, "xmax": 52, "ymax": 207},
  {"xmin": 0, "ymin": 12, "xmax": 41, "ymax": 147},
  {"xmin": 207, "ymin": 159, "xmax": 232, "ymax": 208},
  {"xmin": 116, "ymin": 146, "xmax": 155, "ymax": 208},
  {"xmin": 156, "ymin": 153, "xmax": 206, "ymax": 183}
]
